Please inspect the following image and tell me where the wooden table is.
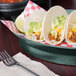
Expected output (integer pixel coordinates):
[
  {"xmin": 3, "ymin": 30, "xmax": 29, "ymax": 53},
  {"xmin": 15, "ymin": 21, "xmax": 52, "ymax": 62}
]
[{"xmin": 0, "ymin": 19, "xmax": 76, "ymax": 76}]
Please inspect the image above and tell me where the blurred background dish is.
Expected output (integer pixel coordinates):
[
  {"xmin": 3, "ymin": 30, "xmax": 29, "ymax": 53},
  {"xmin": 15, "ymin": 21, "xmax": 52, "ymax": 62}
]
[
  {"xmin": 0, "ymin": 0, "xmax": 24, "ymax": 3},
  {"xmin": 0, "ymin": 0, "xmax": 29, "ymax": 20},
  {"xmin": 1, "ymin": 0, "xmax": 76, "ymax": 20},
  {"xmin": 0, "ymin": 0, "xmax": 52, "ymax": 20}
]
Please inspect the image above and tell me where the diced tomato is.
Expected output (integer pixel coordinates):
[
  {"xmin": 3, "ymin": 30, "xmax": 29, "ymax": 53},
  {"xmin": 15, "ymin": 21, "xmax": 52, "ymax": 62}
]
[
  {"xmin": 0, "ymin": 0, "xmax": 23, "ymax": 3},
  {"xmin": 7, "ymin": 0, "xmax": 15, "ymax": 3},
  {"xmin": 3, "ymin": 0, "xmax": 7, "ymax": 3},
  {"xmin": 19, "ymin": 0, "xmax": 22, "ymax": 1}
]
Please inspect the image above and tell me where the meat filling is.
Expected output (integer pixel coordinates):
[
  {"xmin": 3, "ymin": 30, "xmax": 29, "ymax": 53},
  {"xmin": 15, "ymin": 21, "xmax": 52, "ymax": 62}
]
[
  {"xmin": 36, "ymin": 34, "xmax": 40, "ymax": 40},
  {"xmin": 48, "ymin": 33, "xmax": 60, "ymax": 41},
  {"xmin": 34, "ymin": 32, "xmax": 41, "ymax": 40},
  {"xmin": 69, "ymin": 32, "xmax": 76, "ymax": 42}
]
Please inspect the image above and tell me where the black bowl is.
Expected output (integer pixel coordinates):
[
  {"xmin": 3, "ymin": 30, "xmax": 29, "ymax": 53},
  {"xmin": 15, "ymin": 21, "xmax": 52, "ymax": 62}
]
[{"xmin": 0, "ymin": 0, "xmax": 29, "ymax": 20}]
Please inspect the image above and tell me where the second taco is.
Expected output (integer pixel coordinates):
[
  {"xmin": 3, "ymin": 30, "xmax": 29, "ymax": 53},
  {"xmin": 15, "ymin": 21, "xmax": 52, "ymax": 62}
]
[{"xmin": 43, "ymin": 6, "xmax": 68, "ymax": 45}]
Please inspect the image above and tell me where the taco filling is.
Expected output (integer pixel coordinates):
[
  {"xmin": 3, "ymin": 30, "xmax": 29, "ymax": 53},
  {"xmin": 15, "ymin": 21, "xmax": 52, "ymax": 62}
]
[
  {"xmin": 48, "ymin": 15, "xmax": 66, "ymax": 41},
  {"xmin": 28, "ymin": 22, "xmax": 43, "ymax": 40},
  {"xmin": 68, "ymin": 21, "xmax": 76, "ymax": 42}
]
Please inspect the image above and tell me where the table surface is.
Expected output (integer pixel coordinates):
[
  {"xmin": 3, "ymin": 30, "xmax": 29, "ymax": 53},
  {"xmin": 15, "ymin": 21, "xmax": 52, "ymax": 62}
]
[
  {"xmin": 1, "ymin": 0, "xmax": 76, "ymax": 75},
  {"xmin": 0, "ymin": 19, "xmax": 76, "ymax": 76}
]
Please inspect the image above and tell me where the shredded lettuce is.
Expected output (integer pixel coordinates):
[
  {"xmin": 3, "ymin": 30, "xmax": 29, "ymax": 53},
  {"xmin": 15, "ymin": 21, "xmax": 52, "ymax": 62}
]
[
  {"xmin": 28, "ymin": 22, "xmax": 42, "ymax": 33},
  {"xmin": 52, "ymin": 15, "xmax": 66, "ymax": 27},
  {"xmin": 49, "ymin": 15, "xmax": 66, "ymax": 35}
]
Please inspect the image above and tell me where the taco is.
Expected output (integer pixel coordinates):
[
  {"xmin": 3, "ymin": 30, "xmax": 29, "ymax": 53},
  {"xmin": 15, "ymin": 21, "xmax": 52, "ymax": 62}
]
[
  {"xmin": 24, "ymin": 10, "xmax": 46, "ymax": 42},
  {"xmin": 65, "ymin": 10, "xmax": 76, "ymax": 45},
  {"xmin": 43, "ymin": 6, "xmax": 68, "ymax": 45}
]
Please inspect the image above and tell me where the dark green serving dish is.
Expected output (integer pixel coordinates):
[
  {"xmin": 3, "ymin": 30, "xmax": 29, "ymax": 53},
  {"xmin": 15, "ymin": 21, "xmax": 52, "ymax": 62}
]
[{"xmin": 14, "ymin": 10, "xmax": 76, "ymax": 66}]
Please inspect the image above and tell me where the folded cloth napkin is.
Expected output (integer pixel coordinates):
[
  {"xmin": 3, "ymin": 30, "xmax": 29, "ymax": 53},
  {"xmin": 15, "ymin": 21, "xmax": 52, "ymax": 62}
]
[{"xmin": 0, "ymin": 52, "xmax": 59, "ymax": 76}]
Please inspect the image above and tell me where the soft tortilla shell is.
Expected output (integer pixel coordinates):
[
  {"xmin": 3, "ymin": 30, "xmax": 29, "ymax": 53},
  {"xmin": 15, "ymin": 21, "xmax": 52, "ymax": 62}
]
[
  {"xmin": 42, "ymin": 6, "xmax": 68, "ymax": 45},
  {"xmin": 24, "ymin": 10, "xmax": 46, "ymax": 42},
  {"xmin": 65, "ymin": 10, "xmax": 76, "ymax": 45}
]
